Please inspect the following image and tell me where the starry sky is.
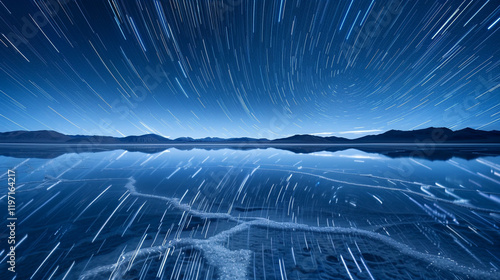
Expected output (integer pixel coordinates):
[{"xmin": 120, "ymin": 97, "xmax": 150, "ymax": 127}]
[{"xmin": 0, "ymin": 0, "xmax": 499, "ymax": 139}]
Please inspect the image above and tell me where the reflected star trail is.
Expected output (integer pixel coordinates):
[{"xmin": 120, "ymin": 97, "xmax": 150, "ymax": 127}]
[{"xmin": 0, "ymin": 0, "xmax": 499, "ymax": 138}]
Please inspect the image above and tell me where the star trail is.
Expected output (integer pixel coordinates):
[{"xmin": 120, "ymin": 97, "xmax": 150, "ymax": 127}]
[{"xmin": 0, "ymin": 0, "xmax": 499, "ymax": 138}]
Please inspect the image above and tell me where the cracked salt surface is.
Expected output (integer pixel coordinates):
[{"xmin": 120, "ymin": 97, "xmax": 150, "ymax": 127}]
[{"xmin": 1, "ymin": 148, "xmax": 499, "ymax": 279}]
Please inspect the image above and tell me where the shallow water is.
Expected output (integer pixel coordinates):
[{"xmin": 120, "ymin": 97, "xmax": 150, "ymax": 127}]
[{"xmin": 0, "ymin": 147, "xmax": 499, "ymax": 279}]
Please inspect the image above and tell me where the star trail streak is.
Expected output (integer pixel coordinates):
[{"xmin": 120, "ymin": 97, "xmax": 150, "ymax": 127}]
[
  {"xmin": 0, "ymin": 0, "xmax": 499, "ymax": 138},
  {"xmin": 1, "ymin": 142, "xmax": 500, "ymax": 279}
]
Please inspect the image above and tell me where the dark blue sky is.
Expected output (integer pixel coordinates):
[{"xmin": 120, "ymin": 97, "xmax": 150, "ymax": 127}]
[{"xmin": 0, "ymin": 0, "xmax": 499, "ymax": 138}]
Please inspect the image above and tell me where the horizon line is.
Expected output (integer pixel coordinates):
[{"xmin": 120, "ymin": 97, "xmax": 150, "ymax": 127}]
[{"xmin": 0, "ymin": 126, "xmax": 498, "ymax": 141}]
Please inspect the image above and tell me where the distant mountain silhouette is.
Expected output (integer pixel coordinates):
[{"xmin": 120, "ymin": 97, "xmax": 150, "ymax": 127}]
[
  {"xmin": 0, "ymin": 127, "xmax": 499, "ymax": 160},
  {"xmin": 271, "ymin": 134, "xmax": 350, "ymax": 143},
  {"xmin": 354, "ymin": 127, "xmax": 500, "ymax": 143},
  {"xmin": 0, "ymin": 127, "xmax": 499, "ymax": 144},
  {"xmin": 0, "ymin": 130, "xmax": 72, "ymax": 143}
]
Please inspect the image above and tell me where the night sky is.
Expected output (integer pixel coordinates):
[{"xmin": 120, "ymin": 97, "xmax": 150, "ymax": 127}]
[{"xmin": 0, "ymin": 0, "xmax": 499, "ymax": 139}]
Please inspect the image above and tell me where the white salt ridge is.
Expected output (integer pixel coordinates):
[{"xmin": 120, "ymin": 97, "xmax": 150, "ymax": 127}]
[
  {"xmin": 260, "ymin": 167, "xmax": 500, "ymax": 214},
  {"xmin": 80, "ymin": 178, "xmax": 500, "ymax": 280},
  {"xmin": 125, "ymin": 177, "xmax": 238, "ymax": 222}
]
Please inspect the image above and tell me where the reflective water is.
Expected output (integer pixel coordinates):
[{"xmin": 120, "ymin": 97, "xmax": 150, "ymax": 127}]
[{"xmin": 0, "ymin": 146, "xmax": 499, "ymax": 279}]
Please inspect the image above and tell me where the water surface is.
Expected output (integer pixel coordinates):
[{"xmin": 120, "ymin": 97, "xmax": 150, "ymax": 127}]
[{"xmin": 0, "ymin": 146, "xmax": 499, "ymax": 279}]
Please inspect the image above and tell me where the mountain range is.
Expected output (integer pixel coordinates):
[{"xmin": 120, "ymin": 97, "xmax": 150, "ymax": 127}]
[{"xmin": 0, "ymin": 127, "xmax": 499, "ymax": 144}]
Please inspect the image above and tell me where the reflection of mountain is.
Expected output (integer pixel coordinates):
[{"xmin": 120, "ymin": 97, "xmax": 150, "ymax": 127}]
[
  {"xmin": 1, "ymin": 127, "xmax": 499, "ymax": 160},
  {"xmin": 1, "ymin": 143, "xmax": 499, "ymax": 161},
  {"xmin": 1, "ymin": 127, "xmax": 499, "ymax": 144}
]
